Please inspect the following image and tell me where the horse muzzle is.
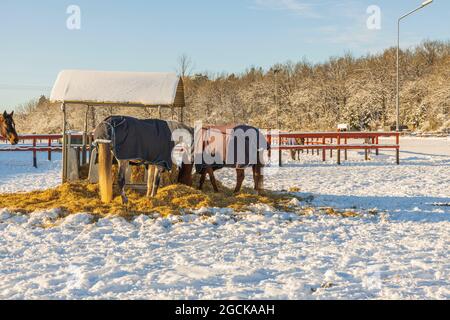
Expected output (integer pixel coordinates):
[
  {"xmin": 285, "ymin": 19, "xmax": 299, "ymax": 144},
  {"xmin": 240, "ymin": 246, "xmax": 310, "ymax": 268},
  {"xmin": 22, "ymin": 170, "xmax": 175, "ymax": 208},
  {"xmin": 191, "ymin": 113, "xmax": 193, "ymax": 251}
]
[{"xmin": 9, "ymin": 136, "xmax": 19, "ymax": 145}]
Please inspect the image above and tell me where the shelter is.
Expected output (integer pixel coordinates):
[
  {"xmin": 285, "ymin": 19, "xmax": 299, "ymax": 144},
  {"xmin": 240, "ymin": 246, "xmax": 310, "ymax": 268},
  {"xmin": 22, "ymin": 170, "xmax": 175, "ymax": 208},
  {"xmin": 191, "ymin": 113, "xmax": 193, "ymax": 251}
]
[{"xmin": 50, "ymin": 70, "xmax": 185, "ymax": 182}]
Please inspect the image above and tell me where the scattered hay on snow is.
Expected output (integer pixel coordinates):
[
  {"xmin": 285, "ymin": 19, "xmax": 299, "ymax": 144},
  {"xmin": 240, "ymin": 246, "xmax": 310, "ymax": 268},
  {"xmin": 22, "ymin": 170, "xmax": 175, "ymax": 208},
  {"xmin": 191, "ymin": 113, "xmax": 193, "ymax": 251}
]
[{"xmin": 0, "ymin": 179, "xmax": 300, "ymax": 217}]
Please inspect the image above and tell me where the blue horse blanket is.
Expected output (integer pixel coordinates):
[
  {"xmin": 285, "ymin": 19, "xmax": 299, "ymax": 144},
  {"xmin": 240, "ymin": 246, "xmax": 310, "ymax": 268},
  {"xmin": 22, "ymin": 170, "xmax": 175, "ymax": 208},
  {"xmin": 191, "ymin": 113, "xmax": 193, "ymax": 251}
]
[{"xmin": 94, "ymin": 116, "xmax": 175, "ymax": 171}]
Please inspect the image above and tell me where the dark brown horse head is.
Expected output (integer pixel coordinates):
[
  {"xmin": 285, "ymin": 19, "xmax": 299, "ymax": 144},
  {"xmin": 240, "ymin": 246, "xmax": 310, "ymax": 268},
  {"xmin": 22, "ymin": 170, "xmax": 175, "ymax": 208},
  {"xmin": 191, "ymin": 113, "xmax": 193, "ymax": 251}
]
[
  {"xmin": 1, "ymin": 111, "xmax": 19, "ymax": 145},
  {"xmin": 178, "ymin": 163, "xmax": 194, "ymax": 187}
]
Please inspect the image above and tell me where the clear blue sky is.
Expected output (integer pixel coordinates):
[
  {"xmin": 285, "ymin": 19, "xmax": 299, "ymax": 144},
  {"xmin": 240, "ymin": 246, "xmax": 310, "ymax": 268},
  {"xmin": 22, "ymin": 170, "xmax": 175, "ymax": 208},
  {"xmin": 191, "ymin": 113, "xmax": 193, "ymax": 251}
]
[{"xmin": 0, "ymin": 0, "xmax": 449, "ymax": 109}]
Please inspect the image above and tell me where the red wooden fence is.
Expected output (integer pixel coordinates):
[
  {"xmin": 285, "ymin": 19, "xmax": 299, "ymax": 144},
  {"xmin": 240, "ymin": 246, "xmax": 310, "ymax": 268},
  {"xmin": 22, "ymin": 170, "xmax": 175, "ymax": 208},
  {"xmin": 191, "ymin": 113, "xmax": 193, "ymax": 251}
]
[
  {"xmin": 267, "ymin": 131, "xmax": 400, "ymax": 165},
  {"xmin": 0, "ymin": 134, "xmax": 69, "ymax": 167},
  {"xmin": 1, "ymin": 131, "xmax": 400, "ymax": 168}
]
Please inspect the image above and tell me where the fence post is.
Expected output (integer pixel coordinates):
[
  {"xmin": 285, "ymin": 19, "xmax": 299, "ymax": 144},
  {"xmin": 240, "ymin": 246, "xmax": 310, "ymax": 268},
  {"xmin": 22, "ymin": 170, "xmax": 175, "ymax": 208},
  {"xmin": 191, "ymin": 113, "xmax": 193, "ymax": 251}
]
[
  {"xmin": 396, "ymin": 133, "xmax": 400, "ymax": 165},
  {"xmin": 33, "ymin": 138, "xmax": 37, "ymax": 168},
  {"xmin": 376, "ymin": 136, "xmax": 379, "ymax": 156},
  {"xmin": 337, "ymin": 135, "xmax": 341, "ymax": 165},
  {"xmin": 330, "ymin": 138, "xmax": 333, "ymax": 158},
  {"xmin": 371, "ymin": 137, "xmax": 375, "ymax": 153},
  {"xmin": 345, "ymin": 138, "xmax": 348, "ymax": 160},
  {"xmin": 278, "ymin": 138, "xmax": 283, "ymax": 167},
  {"xmin": 48, "ymin": 138, "xmax": 52, "ymax": 161},
  {"xmin": 322, "ymin": 137, "xmax": 326, "ymax": 162},
  {"xmin": 317, "ymin": 138, "xmax": 320, "ymax": 157}
]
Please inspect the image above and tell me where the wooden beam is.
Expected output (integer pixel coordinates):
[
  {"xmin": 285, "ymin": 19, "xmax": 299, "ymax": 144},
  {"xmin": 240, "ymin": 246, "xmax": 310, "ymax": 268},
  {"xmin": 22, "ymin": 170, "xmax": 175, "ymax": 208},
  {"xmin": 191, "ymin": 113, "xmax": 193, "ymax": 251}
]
[{"xmin": 62, "ymin": 103, "xmax": 67, "ymax": 182}]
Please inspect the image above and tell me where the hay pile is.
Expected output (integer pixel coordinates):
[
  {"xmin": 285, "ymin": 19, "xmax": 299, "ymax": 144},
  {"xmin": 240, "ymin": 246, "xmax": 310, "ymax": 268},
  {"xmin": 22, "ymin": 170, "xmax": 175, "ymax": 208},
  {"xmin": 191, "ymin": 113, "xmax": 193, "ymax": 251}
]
[{"xmin": 0, "ymin": 177, "xmax": 299, "ymax": 217}]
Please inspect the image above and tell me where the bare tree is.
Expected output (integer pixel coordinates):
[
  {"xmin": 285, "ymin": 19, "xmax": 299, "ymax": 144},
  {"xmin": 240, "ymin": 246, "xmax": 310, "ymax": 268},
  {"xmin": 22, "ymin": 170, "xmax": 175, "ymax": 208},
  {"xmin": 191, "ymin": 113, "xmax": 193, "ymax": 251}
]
[{"xmin": 177, "ymin": 54, "xmax": 194, "ymax": 78}]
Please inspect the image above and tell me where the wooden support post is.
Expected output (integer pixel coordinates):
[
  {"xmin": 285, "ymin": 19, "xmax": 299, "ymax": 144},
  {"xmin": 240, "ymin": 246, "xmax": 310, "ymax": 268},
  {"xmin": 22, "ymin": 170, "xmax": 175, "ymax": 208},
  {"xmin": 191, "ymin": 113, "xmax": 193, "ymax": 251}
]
[
  {"xmin": 88, "ymin": 135, "xmax": 93, "ymax": 164},
  {"xmin": 33, "ymin": 138, "xmax": 37, "ymax": 168},
  {"xmin": 62, "ymin": 103, "xmax": 67, "ymax": 182},
  {"xmin": 67, "ymin": 132, "xmax": 72, "ymax": 169},
  {"xmin": 179, "ymin": 107, "xmax": 185, "ymax": 123},
  {"xmin": 98, "ymin": 143, "xmax": 113, "ymax": 203},
  {"xmin": 306, "ymin": 139, "xmax": 309, "ymax": 154},
  {"xmin": 158, "ymin": 106, "xmax": 162, "ymax": 119},
  {"xmin": 82, "ymin": 106, "xmax": 89, "ymax": 166},
  {"xmin": 81, "ymin": 137, "xmax": 87, "ymax": 165},
  {"xmin": 267, "ymin": 134, "xmax": 272, "ymax": 159},
  {"xmin": 76, "ymin": 148, "xmax": 81, "ymax": 171}
]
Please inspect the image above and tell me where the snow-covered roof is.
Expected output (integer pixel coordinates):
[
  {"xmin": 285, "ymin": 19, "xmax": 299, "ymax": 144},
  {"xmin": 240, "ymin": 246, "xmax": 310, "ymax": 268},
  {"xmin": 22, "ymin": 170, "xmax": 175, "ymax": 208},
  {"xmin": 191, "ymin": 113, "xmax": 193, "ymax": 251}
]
[{"xmin": 50, "ymin": 70, "xmax": 185, "ymax": 107}]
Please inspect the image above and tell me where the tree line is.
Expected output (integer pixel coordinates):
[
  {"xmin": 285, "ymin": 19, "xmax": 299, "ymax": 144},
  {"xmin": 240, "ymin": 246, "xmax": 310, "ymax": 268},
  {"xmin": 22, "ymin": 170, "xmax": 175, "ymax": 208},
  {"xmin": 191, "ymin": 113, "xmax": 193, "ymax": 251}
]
[{"xmin": 12, "ymin": 40, "xmax": 450, "ymax": 134}]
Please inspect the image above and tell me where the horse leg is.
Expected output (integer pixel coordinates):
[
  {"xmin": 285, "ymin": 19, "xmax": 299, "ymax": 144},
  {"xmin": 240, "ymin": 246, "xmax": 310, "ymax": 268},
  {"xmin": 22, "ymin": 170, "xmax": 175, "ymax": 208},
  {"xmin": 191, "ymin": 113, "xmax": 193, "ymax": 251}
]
[
  {"xmin": 252, "ymin": 165, "xmax": 259, "ymax": 190},
  {"xmin": 147, "ymin": 165, "xmax": 156, "ymax": 198},
  {"xmin": 253, "ymin": 165, "xmax": 264, "ymax": 193},
  {"xmin": 118, "ymin": 160, "xmax": 129, "ymax": 204},
  {"xmin": 150, "ymin": 166, "xmax": 163, "ymax": 197},
  {"xmin": 234, "ymin": 168, "xmax": 245, "ymax": 193},
  {"xmin": 207, "ymin": 167, "xmax": 219, "ymax": 193},
  {"xmin": 199, "ymin": 170, "xmax": 207, "ymax": 191},
  {"xmin": 252, "ymin": 165, "xmax": 257, "ymax": 189}
]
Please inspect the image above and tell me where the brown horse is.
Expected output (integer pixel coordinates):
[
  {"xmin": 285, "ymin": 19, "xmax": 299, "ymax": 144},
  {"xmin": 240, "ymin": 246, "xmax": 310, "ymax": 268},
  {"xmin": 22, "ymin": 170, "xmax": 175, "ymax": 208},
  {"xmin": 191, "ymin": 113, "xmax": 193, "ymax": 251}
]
[
  {"xmin": 289, "ymin": 137, "xmax": 305, "ymax": 160},
  {"xmin": 0, "ymin": 111, "xmax": 19, "ymax": 145},
  {"xmin": 195, "ymin": 125, "xmax": 267, "ymax": 194}
]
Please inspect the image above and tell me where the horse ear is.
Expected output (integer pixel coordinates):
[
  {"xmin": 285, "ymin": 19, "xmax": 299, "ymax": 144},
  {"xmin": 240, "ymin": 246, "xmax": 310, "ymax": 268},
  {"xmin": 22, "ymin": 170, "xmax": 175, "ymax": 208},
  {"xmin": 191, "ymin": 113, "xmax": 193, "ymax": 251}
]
[
  {"xmin": 2, "ymin": 111, "xmax": 7, "ymax": 118},
  {"xmin": 10, "ymin": 111, "xmax": 14, "ymax": 117}
]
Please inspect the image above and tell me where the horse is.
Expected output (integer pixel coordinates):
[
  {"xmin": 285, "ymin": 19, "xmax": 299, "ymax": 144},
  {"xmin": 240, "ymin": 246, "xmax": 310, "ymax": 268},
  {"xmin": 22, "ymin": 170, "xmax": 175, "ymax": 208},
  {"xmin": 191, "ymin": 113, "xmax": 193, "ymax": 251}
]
[
  {"xmin": 0, "ymin": 111, "xmax": 19, "ymax": 145},
  {"xmin": 194, "ymin": 124, "xmax": 268, "ymax": 194},
  {"xmin": 289, "ymin": 137, "xmax": 305, "ymax": 161},
  {"xmin": 94, "ymin": 116, "xmax": 194, "ymax": 204}
]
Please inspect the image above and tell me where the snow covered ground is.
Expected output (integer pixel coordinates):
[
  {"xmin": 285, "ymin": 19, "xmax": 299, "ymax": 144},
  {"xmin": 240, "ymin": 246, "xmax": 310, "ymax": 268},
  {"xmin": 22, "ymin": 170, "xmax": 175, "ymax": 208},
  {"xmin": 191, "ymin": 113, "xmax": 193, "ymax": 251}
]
[
  {"xmin": 0, "ymin": 137, "xmax": 449, "ymax": 300},
  {"xmin": 0, "ymin": 151, "xmax": 62, "ymax": 194}
]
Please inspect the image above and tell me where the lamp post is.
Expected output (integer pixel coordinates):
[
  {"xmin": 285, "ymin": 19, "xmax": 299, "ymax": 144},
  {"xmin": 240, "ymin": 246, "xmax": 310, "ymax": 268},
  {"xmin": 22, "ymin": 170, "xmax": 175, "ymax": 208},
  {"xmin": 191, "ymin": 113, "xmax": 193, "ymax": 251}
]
[
  {"xmin": 396, "ymin": 0, "xmax": 433, "ymax": 132},
  {"xmin": 273, "ymin": 68, "xmax": 281, "ymax": 129}
]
